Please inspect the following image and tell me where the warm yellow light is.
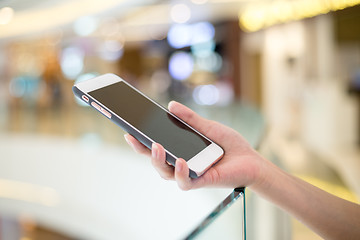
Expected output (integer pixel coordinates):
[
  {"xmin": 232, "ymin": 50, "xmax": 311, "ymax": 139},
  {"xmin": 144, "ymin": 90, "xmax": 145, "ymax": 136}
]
[
  {"xmin": 0, "ymin": 7, "xmax": 14, "ymax": 25},
  {"xmin": 0, "ymin": 0, "xmax": 126, "ymax": 39},
  {"xmin": 239, "ymin": 4, "xmax": 267, "ymax": 32},
  {"xmin": 191, "ymin": 0, "xmax": 208, "ymax": 4},
  {"xmin": 0, "ymin": 179, "xmax": 60, "ymax": 207},
  {"xmin": 272, "ymin": 1, "xmax": 293, "ymax": 23},
  {"xmin": 239, "ymin": 0, "xmax": 360, "ymax": 32}
]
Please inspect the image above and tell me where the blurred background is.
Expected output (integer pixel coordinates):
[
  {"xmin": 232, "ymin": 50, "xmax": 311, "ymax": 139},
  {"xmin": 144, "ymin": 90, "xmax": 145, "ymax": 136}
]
[{"xmin": 1, "ymin": 0, "xmax": 360, "ymax": 239}]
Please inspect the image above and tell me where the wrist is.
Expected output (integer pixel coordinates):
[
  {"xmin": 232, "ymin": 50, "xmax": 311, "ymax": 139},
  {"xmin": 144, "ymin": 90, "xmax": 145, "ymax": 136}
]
[{"xmin": 247, "ymin": 153, "xmax": 278, "ymax": 193}]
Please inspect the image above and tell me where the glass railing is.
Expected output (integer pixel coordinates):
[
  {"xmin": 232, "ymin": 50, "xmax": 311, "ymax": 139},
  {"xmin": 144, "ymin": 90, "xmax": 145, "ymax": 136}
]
[{"xmin": 186, "ymin": 188, "xmax": 246, "ymax": 240}]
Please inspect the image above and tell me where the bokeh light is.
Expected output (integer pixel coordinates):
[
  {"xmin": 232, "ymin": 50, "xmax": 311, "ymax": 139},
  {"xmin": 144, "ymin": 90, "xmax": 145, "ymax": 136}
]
[
  {"xmin": 167, "ymin": 24, "xmax": 192, "ymax": 49},
  {"xmin": 216, "ymin": 82, "xmax": 234, "ymax": 106},
  {"xmin": 169, "ymin": 51, "xmax": 194, "ymax": 81},
  {"xmin": 170, "ymin": 4, "xmax": 191, "ymax": 23},
  {"xmin": 191, "ymin": 40, "xmax": 216, "ymax": 57},
  {"xmin": 239, "ymin": 0, "xmax": 360, "ymax": 32},
  {"xmin": 191, "ymin": 0, "xmax": 208, "ymax": 5},
  {"xmin": 9, "ymin": 77, "xmax": 26, "ymax": 98},
  {"xmin": 98, "ymin": 40, "xmax": 124, "ymax": 62},
  {"xmin": 73, "ymin": 16, "xmax": 98, "ymax": 36},
  {"xmin": 167, "ymin": 21, "xmax": 215, "ymax": 49},
  {"xmin": 193, "ymin": 84, "xmax": 219, "ymax": 105},
  {"xmin": 0, "ymin": 7, "xmax": 14, "ymax": 25},
  {"xmin": 191, "ymin": 22, "xmax": 215, "ymax": 45},
  {"xmin": 195, "ymin": 51, "xmax": 222, "ymax": 72},
  {"xmin": 8, "ymin": 76, "xmax": 40, "ymax": 99},
  {"xmin": 60, "ymin": 46, "xmax": 84, "ymax": 79}
]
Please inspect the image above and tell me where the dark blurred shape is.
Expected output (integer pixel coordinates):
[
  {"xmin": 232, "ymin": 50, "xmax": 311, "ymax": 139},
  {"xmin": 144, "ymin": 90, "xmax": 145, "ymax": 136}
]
[
  {"xmin": 334, "ymin": 5, "xmax": 360, "ymax": 42},
  {"xmin": 348, "ymin": 70, "xmax": 360, "ymax": 145}
]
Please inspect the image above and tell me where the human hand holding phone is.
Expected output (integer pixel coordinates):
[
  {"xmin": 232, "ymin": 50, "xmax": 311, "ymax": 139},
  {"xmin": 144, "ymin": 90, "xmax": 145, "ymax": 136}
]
[
  {"xmin": 126, "ymin": 101, "xmax": 360, "ymax": 240},
  {"xmin": 73, "ymin": 73, "xmax": 223, "ymax": 178},
  {"xmin": 125, "ymin": 101, "xmax": 266, "ymax": 190}
]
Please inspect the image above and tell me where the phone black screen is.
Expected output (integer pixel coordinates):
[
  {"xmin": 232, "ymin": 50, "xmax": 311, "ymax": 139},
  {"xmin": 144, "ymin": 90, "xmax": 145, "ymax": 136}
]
[{"xmin": 89, "ymin": 81, "xmax": 210, "ymax": 161}]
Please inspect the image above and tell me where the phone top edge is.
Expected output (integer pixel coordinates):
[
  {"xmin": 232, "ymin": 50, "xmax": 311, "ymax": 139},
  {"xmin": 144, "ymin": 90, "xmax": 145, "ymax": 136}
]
[
  {"xmin": 75, "ymin": 73, "xmax": 123, "ymax": 93},
  {"xmin": 75, "ymin": 73, "xmax": 214, "ymax": 147},
  {"xmin": 74, "ymin": 80, "xmax": 180, "ymax": 163}
]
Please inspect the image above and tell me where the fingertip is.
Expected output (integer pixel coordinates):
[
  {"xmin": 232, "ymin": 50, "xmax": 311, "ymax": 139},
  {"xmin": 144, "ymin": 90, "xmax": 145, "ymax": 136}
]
[
  {"xmin": 151, "ymin": 142, "xmax": 157, "ymax": 157},
  {"xmin": 168, "ymin": 100, "xmax": 178, "ymax": 111},
  {"xmin": 175, "ymin": 159, "xmax": 192, "ymax": 191},
  {"xmin": 168, "ymin": 100, "xmax": 177, "ymax": 106},
  {"xmin": 151, "ymin": 143, "xmax": 166, "ymax": 164},
  {"xmin": 124, "ymin": 134, "xmax": 133, "ymax": 147},
  {"xmin": 175, "ymin": 158, "xmax": 183, "ymax": 173},
  {"xmin": 151, "ymin": 143, "xmax": 175, "ymax": 180}
]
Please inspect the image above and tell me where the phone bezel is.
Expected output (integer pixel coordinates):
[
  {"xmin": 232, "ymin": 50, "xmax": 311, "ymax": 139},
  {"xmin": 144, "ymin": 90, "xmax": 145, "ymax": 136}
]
[{"xmin": 74, "ymin": 73, "xmax": 224, "ymax": 177}]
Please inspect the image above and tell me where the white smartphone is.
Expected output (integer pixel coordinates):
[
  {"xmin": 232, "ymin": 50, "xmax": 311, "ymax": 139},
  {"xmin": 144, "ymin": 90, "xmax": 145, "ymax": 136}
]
[{"xmin": 73, "ymin": 73, "xmax": 224, "ymax": 178}]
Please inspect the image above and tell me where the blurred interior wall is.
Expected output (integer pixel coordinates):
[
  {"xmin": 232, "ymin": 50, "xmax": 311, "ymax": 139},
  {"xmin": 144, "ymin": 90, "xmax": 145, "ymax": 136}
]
[
  {"xmin": 240, "ymin": 12, "xmax": 360, "ymax": 200},
  {"xmin": 241, "ymin": 14, "xmax": 359, "ymax": 151}
]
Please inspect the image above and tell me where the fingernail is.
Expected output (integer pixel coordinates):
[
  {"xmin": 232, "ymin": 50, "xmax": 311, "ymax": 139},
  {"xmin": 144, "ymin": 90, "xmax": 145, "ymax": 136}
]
[
  {"xmin": 152, "ymin": 143, "xmax": 158, "ymax": 158},
  {"xmin": 124, "ymin": 134, "xmax": 133, "ymax": 147},
  {"xmin": 168, "ymin": 101, "xmax": 177, "ymax": 110}
]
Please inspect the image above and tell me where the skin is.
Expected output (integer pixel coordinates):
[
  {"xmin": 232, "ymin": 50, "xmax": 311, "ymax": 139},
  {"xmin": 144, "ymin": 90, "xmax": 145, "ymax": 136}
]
[{"xmin": 124, "ymin": 101, "xmax": 360, "ymax": 240}]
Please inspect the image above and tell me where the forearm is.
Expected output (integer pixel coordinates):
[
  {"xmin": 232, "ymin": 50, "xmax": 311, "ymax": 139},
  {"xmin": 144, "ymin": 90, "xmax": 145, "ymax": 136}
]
[{"xmin": 250, "ymin": 159, "xmax": 360, "ymax": 240}]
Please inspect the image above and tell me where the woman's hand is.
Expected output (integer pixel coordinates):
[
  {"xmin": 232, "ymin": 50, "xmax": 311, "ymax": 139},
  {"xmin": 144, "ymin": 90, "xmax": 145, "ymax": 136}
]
[
  {"xmin": 125, "ymin": 101, "xmax": 360, "ymax": 240},
  {"xmin": 124, "ymin": 101, "xmax": 266, "ymax": 190}
]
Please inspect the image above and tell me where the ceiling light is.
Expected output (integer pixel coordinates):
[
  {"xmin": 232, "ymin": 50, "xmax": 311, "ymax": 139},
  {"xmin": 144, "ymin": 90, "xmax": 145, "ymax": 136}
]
[
  {"xmin": 171, "ymin": 4, "xmax": 191, "ymax": 23},
  {"xmin": 73, "ymin": 16, "xmax": 98, "ymax": 36},
  {"xmin": 169, "ymin": 51, "xmax": 194, "ymax": 81},
  {"xmin": 239, "ymin": 0, "xmax": 360, "ymax": 32},
  {"xmin": 191, "ymin": 0, "xmax": 208, "ymax": 5},
  {"xmin": 0, "ymin": 7, "xmax": 14, "ymax": 25}
]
